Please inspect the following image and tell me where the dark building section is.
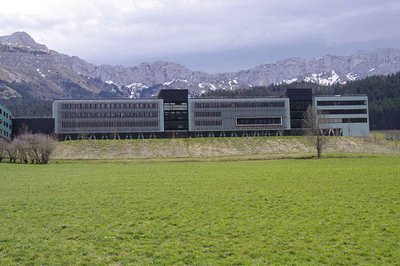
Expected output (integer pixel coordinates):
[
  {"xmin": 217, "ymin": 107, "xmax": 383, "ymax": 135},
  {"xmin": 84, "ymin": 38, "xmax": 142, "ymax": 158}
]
[
  {"xmin": 286, "ymin": 88, "xmax": 313, "ymax": 134},
  {"xmin": 11, "ymin": 118, "xmax": 55, "ymax": 138},
  {"xmin": 158, "ymin": 89, "xmax": 189, "ymax": 132},
  {"xmin": 157, "ymin": 89, "xmax": 188, "ymax": 103}
]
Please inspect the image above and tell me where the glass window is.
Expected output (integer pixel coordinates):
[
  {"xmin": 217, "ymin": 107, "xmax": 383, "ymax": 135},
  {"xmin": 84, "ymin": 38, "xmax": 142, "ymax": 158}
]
[{"xmin": 236, "ymin": 117, "xmax": 282, "ymax": 126}]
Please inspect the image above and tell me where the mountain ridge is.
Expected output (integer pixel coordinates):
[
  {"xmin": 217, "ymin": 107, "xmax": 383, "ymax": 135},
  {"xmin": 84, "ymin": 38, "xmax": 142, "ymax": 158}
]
[{"xmin": 1, "ymin": 32, "xmax": 400, "ymax": 100}]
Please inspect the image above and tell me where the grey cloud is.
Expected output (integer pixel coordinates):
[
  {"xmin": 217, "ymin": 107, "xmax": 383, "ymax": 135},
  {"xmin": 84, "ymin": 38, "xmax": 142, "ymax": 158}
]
[{"xmin": 1, "ymin": 0, "xmax": 400, "ymax": 72}]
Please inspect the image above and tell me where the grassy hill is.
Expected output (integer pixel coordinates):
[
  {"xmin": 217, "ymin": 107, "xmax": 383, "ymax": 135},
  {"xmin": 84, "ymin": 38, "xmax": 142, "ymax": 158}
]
[{"xmin": 52, "ymin": 136, "xmax": 400, "ymax": 160}]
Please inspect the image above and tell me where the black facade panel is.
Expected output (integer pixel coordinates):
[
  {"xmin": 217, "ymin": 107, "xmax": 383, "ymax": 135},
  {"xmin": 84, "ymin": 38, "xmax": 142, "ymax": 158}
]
[
  {"xmin": 286, "ymin": 88, "xmax": 313, "ymax": 101},
  {"xmin": 158, "ymin": 89, "xmax": 189, "ymax": 131},
  {"xmin": 12, "ymin": 118, "xmax": 55, "ymax": 138},
  {"xmin": 158, "ymin": 89, "xmax": 188, "ymax": 103},
  {"xmin": 287, "ymin": 88, "xmax": 313, "ymax": 129}
]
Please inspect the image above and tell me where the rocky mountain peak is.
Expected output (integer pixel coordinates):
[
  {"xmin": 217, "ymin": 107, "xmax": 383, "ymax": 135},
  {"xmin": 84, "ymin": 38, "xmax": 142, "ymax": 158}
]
[
  {"xmin": 1, "ymin": 31, "xmax": 400, "ymax": 100},
  {"xmin": 0, "ymin": 31, "xmax": 48, "ymax": 51}
]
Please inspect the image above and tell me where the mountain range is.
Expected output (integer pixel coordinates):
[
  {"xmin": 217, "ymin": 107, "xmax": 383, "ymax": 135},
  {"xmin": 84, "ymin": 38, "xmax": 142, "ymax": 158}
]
[{"xmin": 1, "ymin": 31, "xmax": 400, "ymax": 100}]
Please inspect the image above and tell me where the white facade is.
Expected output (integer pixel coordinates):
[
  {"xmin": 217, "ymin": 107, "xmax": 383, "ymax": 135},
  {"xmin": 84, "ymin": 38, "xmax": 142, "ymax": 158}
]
[{"xmin": 314, "ymin": 95, "xmax": 369, "ymax": 136}]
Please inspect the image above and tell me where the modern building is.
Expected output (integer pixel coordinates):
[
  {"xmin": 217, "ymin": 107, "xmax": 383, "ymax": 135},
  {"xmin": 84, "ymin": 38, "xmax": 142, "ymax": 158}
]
[
  {"xmin": 0, "ymin": 103, "xmax": 12, "ymax": 140},
  {"xmin": 53, "ymin": 99, "xmax": 164, "ymax": 139},
  {"xmin": 188, "ymin": 98, "xmax": 291, "ymax": 136},
  {"xmin": 51, "ymin": 89, "xmax": 369, "ymax": 139},
  {"xmin": 314, "ymin": 95, "xmax": 369, "ymax": 136}
]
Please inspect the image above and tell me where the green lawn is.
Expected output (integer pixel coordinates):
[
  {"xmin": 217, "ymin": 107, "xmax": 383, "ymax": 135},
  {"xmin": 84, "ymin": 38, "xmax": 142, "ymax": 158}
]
[{"xmin": 1, "ymin": 156, "xmax": 399, "ymax": 264}]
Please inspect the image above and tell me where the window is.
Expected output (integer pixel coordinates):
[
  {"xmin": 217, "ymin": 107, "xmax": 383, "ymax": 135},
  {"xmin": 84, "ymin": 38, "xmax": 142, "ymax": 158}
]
[
  {"xmin": 61, "ymin": 120, "xmax": 159, "ymax": 129},
  {"xmin": 236, "ymin": 117, "xmax": 282, "ymax": 126},
  {"xmin": 195, "ymin": 120, "xmax": 222, "ymax": 126},
  {"xmin": 194, "ymin": 101, "xmax": 285, "ymax": 109},
  {"xmin": 342, "ymin": 118, "xmax": 368, "ymax": 123},
  {"xmin": 319, "ymin": 118, "xmax": 368, "ymax": 124},
  {"xmin": 317, "ymin": 109, "xmax": 367, "ymax": 115},
  {"xmin": 194, "ymin": 112, "xmax": 222, "ymax": 117},
  {"xmin": 319, "ymin": 118, "xmax": 342, "ymax": 124},
  {"xmin": 317, "ymin": 100, "xmax": 366, "ymax": 106}
]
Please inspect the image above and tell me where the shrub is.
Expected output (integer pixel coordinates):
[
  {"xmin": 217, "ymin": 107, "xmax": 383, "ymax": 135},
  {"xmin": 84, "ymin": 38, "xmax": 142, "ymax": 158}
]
[{"xmin": 2, "ymin": 134, "xmax": 55, "ymax": 164}]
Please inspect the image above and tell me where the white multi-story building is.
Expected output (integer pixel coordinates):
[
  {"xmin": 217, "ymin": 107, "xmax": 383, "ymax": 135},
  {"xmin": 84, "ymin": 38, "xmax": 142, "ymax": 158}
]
[{"xmin": 314, "ymin": 95, "xmax": 369, "ymax": 136}]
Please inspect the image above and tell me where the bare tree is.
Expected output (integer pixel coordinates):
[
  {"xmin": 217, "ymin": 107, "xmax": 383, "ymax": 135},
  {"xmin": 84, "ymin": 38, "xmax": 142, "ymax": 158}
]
[
  {"xmin": 11, "ymin": 133, "xmax": 56, "ymax": 164},
  {"xmin": 26, "ymin": 134, "xmax": 55, "ymax": 164},
  {"xmin": 303, "ymin": 106, "xmax": 329, "ymax": 159},
  {"xmin": 36, "ymin": 134, "xmax": 55, "ymax": 164},
  {"xmin": 13, "ymin": 138, "xmax": 30, "ymax": 164},
  {"xmin": 0, "ymin": 139, "xmax": 8, "ymax": 162},
  {"xmin": 5, "ymin": 141, "xmax": 17, "ymax": 163}
]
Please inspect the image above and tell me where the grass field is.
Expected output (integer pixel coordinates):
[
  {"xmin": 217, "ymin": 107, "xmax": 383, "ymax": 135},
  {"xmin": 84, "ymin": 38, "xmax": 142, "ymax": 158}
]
[{"xmin": 1, "ymin": 156, "xmax": 400, "ymax": 264}]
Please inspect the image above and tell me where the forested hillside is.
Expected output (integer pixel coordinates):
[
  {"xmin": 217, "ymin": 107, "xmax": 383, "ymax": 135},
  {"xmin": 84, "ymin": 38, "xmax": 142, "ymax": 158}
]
[{"xmin": 0, "ymin": 80, "xmax": 52, "ymax": 117}]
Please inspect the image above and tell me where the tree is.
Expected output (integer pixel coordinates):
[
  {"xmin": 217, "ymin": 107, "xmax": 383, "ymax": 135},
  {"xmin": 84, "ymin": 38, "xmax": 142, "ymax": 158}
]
[
  {"xmin": 16, "ymin": 133, "xmax": 55, "ymax": 164},
  {"xmin": 35, "ymin": 134, "xmax": 55, "ymax": 164},
  {"xmin": 303, "ymin": 106, "xmax": 329, "ymax": 159},
  {"xmin": 0, "ymin": 139, "xmax": 8, "ymax": 162},
  {"xmin": 13, "ymin": 138, "xmax": 30, "ymax": 164},
  {"xmin": 5, "ymin": 141, "xmax": 17, "ymax": 163},
  {"xmin": 2, "ymin": 134, "xmax": 56, "ymax": 164}
]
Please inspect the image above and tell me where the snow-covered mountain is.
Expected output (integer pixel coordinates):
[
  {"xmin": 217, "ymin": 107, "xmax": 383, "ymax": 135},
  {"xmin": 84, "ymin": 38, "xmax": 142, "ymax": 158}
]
[
  {"xmin": 71, "ymin": 47, "xmax": 400, "ymax": 98},
  {"xmin": 1, "ymin": 31, "xmax": 400, "ymax": 100}
]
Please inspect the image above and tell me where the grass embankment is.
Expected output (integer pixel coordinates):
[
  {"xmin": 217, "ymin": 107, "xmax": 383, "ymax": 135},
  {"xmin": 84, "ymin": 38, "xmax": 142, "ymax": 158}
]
[
  {"xmin": 52, "ymin": 136, "xmax": 400, "ymax": 160},
  {"xmin": 1, "ymin": 156, "xmax": 399, "ymax": 264}
]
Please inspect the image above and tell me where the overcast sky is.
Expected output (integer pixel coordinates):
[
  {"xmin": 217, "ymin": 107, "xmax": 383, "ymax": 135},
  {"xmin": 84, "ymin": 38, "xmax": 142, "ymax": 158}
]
[{"xmin": 1, "ymin": 0, "xmax": 400, "ymax": 73}]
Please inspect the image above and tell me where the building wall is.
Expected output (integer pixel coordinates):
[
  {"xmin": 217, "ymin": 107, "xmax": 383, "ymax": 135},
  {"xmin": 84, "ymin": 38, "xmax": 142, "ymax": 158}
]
[
  {"xmin": 188, "ymin": 98, "xmax": 291, "ymax": 132},
  {"xmin": 12, "ymin": 118, "xmax": 55, "ymax": 138},
  {"xmin": 314, "ymin": 96, "xmax": 370, "ymax": 136},
  {"xmin": 53, "ymin": 99, "xmax": 164, "ymax": 134},
  {"xmin": 50, "ymin": 92, "xmax": 370, "ymax": 138},
  {"xmin": 0, "ymin": 104, "xmax": 12, "ymax": 140},
  {"xmin": 286, "ymin": 88, "xmax": 313, "ymax": 130}
]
